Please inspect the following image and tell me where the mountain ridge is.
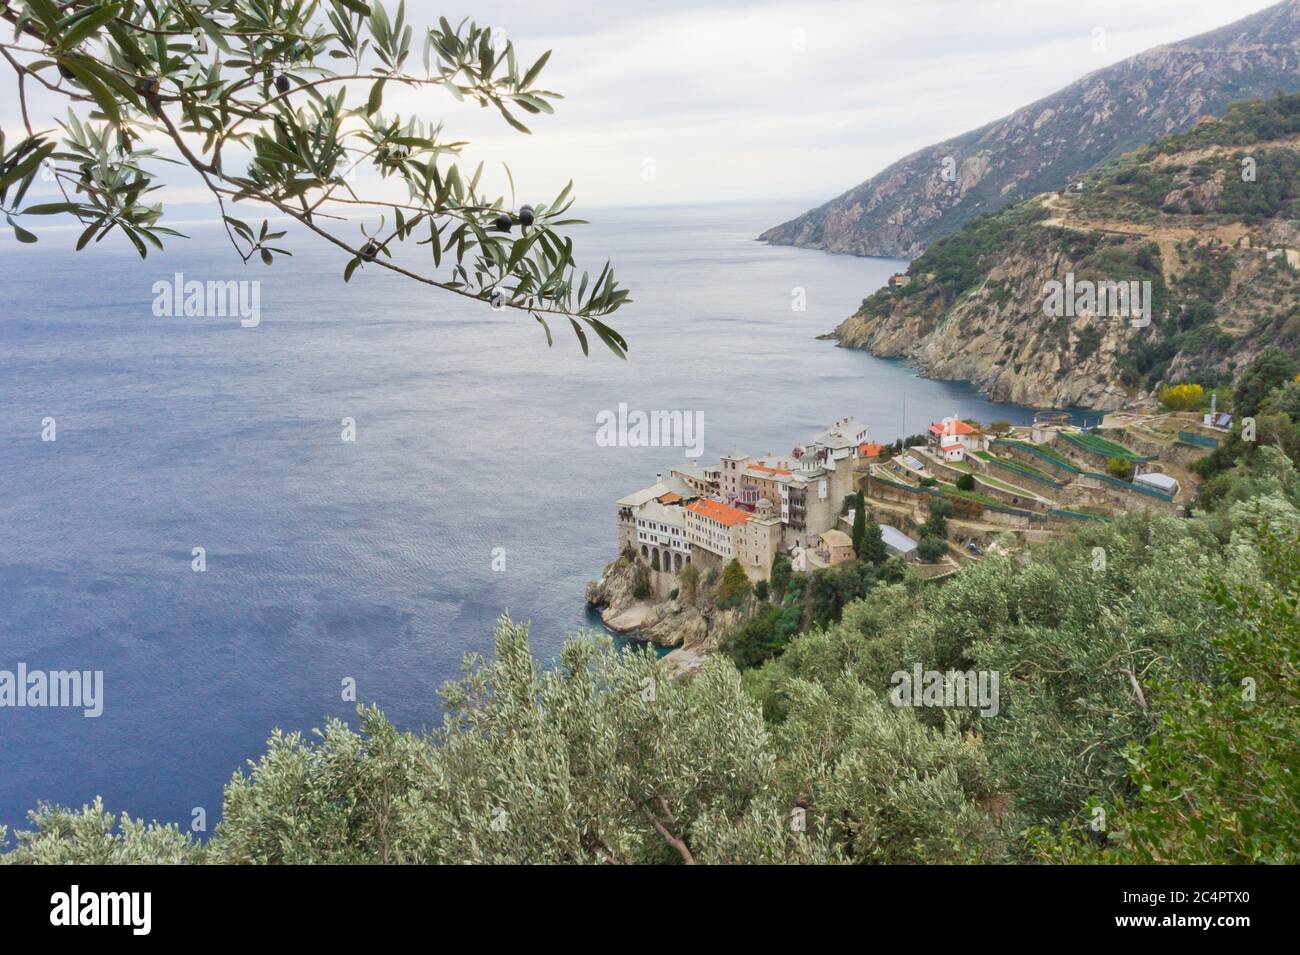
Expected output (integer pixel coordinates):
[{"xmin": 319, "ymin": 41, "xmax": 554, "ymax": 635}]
[{"xmin": 760, "ymin": 0, "xmax": 1300, "ymax": 258}]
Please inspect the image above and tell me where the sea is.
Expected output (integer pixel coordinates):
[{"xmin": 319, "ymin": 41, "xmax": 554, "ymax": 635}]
[{"xmin": 0, "ymin": 201, "xmax": 1048, "ymax": 835}]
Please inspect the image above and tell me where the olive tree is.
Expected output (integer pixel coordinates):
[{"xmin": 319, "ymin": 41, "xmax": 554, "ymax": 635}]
[{"xmin": 0, "ymin": 0, "xmax": 629, "ymax": 354}]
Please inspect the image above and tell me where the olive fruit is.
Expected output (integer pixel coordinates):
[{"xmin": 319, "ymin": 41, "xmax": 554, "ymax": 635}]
[
  {"xmin": 58, "ymin": 62, "xmax": 76, "ymax": 81},
  {"xmin": 275, "ymin": 74, "xmax": 290, "ymax": 95},
  {"xmin": 360, "ymin": 240, "xmax": 379, "ymax": 262},
  {"xmin": 135, "ymin": 77, "xmax": 161, "ymax": 97},
  {"xmin": 518, "ymin": 205, "xmax": 535, "ymax": 228},
  {"xmin": 493, "ymin": 213, "xmax": 512, "ymax": 232}
]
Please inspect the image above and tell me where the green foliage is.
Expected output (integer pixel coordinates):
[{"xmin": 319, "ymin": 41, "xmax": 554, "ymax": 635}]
[
  {"xmin": 955, "ymin": 472, "xmax": 976, "ymax": 492},
  {"xmin": 10, "ymin": 379, "xmax": 1300, "ymax": 865},
  {"xmin": 715, "ymin": 559, "xmax": 751, "ymax": 609},
  {"xmin": 676, "ymin": 562, "xmax": 700, "ymax": 605},
  {"xmin": 0, "ymin": 1, "xmax": 628, "ymax": 354},
  {"xmin": 1033, "ymin": 522, "xmax": 1300, "ymax": 863},
  {"xmin": 921, "ymin": 497, "xmax": 953, "ymax": 538},
  {"xmin": 1105, "ymin": 456, "xmax": 1133, "ymax": 480},
  {"xmin": 1234, "ymin": 347, "xmax": 1298, "ymax": 419},
  {"xmin": 772, "ymin": 678, "xmax": 1007, "ymax": 863},
  {"xmin": 769, "ymin": 552, "xmax": 792, "ymax": 600},
  {"xmin": 1073, "ymin": 325, "xmax": 1103, "ymax": 361},
  {"xmin": 0, "ymin": 799, "xmax": 201, "ymax": 864},
  {"xmin": 221, "ymin": 620, "xmax": 839, "ymax": 863},
  {"xmin": 917, "ymin": 535, "xmax": 948, "ymax": 563},
  {"xmin": 906, "ymin": 201, "xmax": 1050, "ymax": 304},
  {"xmin": 721, "ymin": 603, "xmax": 802, "ymax": 670},
  {"xmin": 850, "ymin": 490, "xmax": 867, "ymax": 557},
  {"xmin": 631, "ymin": 560, "xmax": 651, "ymax": 600},
  {"xmin": 1215, "ymin": 148, "xmax": 1300, "ymax": 219},
  {"xmin": 808, "ymin": 561, "xmax": 877, "ymax": 629},
  {"xmin": 1153, "ymin": 92, "xmax": 1300, "ymax": 154},
  {"xmin": 859, "ymin": 520, "xmax": 887, "ymax": 566}
]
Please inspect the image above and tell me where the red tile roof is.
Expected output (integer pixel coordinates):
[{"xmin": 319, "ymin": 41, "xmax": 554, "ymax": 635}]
[
  {"xmin": 657, "ymin": 492, "xmax": 682, "ymax": 504},
  {"xmin": 748, "ymin": 464, "xmax": 792, "ymax": 476},
  {"xmin": 685, "ymin": 499, "xmax": 751, "ymax": 527},
  {"xmin": 859, "ymin": 442, "xmax": 885, "ymax": 458},
  {"xmin": 929, "ymin": 419, "xmax": 976, "ymax": 436}
]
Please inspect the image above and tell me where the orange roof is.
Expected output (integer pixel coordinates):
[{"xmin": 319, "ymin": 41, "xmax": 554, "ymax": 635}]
[
  {"xmin": 748, "ymin": 463, "xmax": 792, "ymax": 476},
  {"xmin": 930, "ymin": 420, "xmax": 976, "ymax": 436},
  {"xmin": 657, "ymin": 492, "xmax": 682, "ymax": 504},
  {"xmin": 685, "ymin": 499, "xmax": 751, "ymax": 527},
  {"xmin": 941, "ymin": 443, "xmax": 964, "ymax": 452},
  {"xmin": 859, "ymin": 442, "xmax": 884, "ymax": 457}
]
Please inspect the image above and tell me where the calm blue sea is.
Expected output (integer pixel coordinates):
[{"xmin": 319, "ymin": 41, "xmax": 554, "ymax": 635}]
[{"xmin": 0, "ymin": 202, "xmax": 1044, "ymax": 835}]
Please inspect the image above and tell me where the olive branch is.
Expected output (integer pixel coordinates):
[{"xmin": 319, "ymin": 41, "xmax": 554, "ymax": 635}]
[{"xmin": 0, "ymin": 0, "xmax": 630, "ymax": 356}]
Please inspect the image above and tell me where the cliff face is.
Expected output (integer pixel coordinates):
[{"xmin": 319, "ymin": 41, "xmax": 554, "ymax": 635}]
[
  {"xmin": 832, "ymin": 247, "xmax": 1140, "ymax": 410},
  {"xmin": 830, "ymin": 95, "xmax": 1300, "ymax": 410},
  {"xmin": 760, "ymin": 0, "xmax": 1300, "ymax": 258},
  {"xmin": 585, "ymin": 556, "xmax": 752, "ymax": 676}
]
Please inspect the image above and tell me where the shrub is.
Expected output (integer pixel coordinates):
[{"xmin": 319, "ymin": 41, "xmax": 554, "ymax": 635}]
[
  {"xmin": 721, "ymin": 604, "xmax": 801, "ymax": 669},
  {"xmin": 716, "ymin": 559, "xmax": 752, "ymax": 609},
  {"xmin": 1159, "ymin": 382, "xmax": 1205, "ymax": 411},
  {"xmin": 918, "ymin": 536, "xmax": 948, "ymax": 563},
  {"xmin": 956, "ymin": 473, "xmax": 976, "ymax": 491},
  {"xmin": 769, "ymin": 553, "xmax": 792, "ymax": 599},
  {"xmin": 1106, "ymin": 456, "xmax": 1133, "ymax": 480},
  {"xmin": 922, "ymin": 498, "xmax": 954, "ymax": 538},
  {"xmin": 631, "ymin": 561, "xmax": 652, "ymax": 600},
  {"xmin": 677, "ymin": 563, "xmax": 700, "ymax": 605}
]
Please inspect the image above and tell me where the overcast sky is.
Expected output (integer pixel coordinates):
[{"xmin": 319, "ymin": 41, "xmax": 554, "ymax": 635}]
[{"xmin": 1, "ymin": 0, "xmax": 1283, "ymax": 211}]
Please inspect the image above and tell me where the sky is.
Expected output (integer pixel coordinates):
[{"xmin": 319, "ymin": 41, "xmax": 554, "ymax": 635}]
[{"xmin": 0, "ymin": 0, "xmax": 1284, "ymax": 213}]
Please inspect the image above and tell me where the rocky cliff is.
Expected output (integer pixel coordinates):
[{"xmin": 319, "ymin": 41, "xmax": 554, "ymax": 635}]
[
  {"xmin": 585, "ymin": 556, "xmax": 752, "ymax": 677},
  {"xmin": 829, "ymin": 94, "xmax": 1300, "ymax": 410},
  {"xmin": 761, "ymin": 0, "xmax": 1300, "ymax": 258}
]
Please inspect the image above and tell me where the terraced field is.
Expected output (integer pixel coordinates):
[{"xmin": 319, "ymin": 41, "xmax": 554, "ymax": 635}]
[
  {"xmin": 1060, "ymin": 431, "xmax": 1150, "ymax": 463},
  {"xmin": 997, "ymin": 439, "xmax": 1080, "ymax": 474},
  {"xmin": 976, "ymin": 451, "xmax": 1059, "ymax": 486}
]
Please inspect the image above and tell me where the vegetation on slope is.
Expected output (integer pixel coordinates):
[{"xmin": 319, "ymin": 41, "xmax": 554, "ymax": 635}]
[{"xmin": 4, "ymin": 357, "xmax": 1299, "ymax": 866}]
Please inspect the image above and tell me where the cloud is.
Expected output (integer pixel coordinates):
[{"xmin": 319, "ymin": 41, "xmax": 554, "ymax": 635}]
[{"xmin": 1, "ymin": 0, "xmax": 1282, "ymax": 211}]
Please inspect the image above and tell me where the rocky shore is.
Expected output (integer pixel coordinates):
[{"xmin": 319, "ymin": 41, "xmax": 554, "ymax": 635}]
[{"xmin": 585, "ymin": 555, "xmax": 751, "ymax": 677}]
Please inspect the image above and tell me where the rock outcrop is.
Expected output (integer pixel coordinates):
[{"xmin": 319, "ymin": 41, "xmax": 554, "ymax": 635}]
[{"xmin": 585, "ymin": 556, "xmax": 752, "ymax": 677}]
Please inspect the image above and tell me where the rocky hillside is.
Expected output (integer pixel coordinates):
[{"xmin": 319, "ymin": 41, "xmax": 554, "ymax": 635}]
[
  {"xmin": 586, "ymin": 554, "xmax": 754, "ymax": 677},
  {"xmin": 760, "ymin": 0, "xmax": 1300, "ymax": 258},
  {"xmin": 828, "ymin": 94, "xmax": 1300, "ymax": 410}
]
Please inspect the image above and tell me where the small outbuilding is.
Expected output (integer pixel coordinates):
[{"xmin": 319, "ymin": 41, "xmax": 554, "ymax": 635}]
[
  {"xmin": 817, "ymin": 529, "xmax": 855, "ymax": 566},
  {"xmin": 1135, "ymin": 471, "xmax": 1180, "ymax": 497},
  {"xmin": 880, "ymin": 525, "xmax": 920, "ymax": 561}
]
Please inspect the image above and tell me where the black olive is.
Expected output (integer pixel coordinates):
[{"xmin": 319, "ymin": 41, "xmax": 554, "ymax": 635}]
[
  {"xmin": 493, "ymin": 213, "xmax": 512, "ymax": 232},
  {"xmin": 360, "ymin": 240, "xmax": 379, "ymax": 262},
  {"xmin": 275, "ymin": 74, "xmax": 290, "ymax": 95},
  {"xmin": 518, "ymin": 205, "xmax": 534, "ymax": 228},
  {"xmin": 135, "ymin": 77, "xmax": 160, "ymax": 96},
  {"xmin": 58, "ymin": 62, "xmax": 76, "ymax": 81}
]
